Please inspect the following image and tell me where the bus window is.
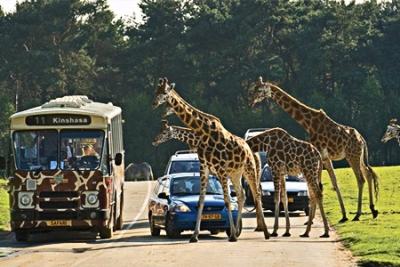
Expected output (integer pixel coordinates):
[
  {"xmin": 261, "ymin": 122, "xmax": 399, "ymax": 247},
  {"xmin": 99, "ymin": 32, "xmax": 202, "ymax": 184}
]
[
  {"xmin": 13, "ymin": 130, "xmax": 58, "ymax": 171},
  {"xmin": 60, "ymin": 130, "xmax": 105, "ymax": 170}
]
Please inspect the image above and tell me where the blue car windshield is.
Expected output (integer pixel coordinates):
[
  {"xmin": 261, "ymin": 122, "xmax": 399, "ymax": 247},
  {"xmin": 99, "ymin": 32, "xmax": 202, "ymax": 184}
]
[
  {"xmin": 169, "ymin": 160, "xmax": 200, "ymax": 174},
  {"xmin": 170, "ymin": 176, "xmax": 223, "ymax": 196}
]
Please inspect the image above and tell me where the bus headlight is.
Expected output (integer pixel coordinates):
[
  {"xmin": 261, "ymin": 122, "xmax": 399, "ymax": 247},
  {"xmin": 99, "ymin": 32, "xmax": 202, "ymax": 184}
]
[
  {"xmin": 173, "ymin": 203, "xmax": 191, "ymax": 212},
  {"xmin": 18, "ymin": 192, "xmax": 34, "ymax": 209},
  {"xmin": 298, "ymin": 191, "xmax": 308, "ymax": 196},
  {"xmin": 82, "ymin": 191, "xmax": 99, "ymax": 208},
  {"xmin": 87, "ymin": 193, "xmax": 98, "ymax": 205}
]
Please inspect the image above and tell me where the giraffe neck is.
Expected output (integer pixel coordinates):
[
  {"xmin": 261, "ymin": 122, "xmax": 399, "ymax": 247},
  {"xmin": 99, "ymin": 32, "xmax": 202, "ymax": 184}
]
[
  {"xmin": 270, "ymin": 84, "xmax": 321, "ymax": 133},
  {"xmin": 246, "ymin": 129, "xmax": 278, "ymax": 153},
  {"xmin": 167, "ymin": 90, "xmax": 220, "ymax": 135},
  {"xmin": 170, "ymin": 126, "xmax": 200, "ymax": 148}
]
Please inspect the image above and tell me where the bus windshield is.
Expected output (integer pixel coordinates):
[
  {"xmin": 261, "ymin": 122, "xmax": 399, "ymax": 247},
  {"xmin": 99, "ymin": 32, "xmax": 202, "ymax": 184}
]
[
  {"xmin": 60, "ymin": 130, "xmax": 104, "ymax": 170},
  {"xmin": 13, "ymin": 130, "xmax": 105, "ymax": 171},
  {"xmin": 13, "ymin": 130, "xmax": 58, "ymax": 171}
]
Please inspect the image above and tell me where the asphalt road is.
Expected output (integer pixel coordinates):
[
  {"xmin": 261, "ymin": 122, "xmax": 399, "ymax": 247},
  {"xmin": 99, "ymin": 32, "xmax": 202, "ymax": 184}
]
[{"xmin": 0, "ymin": 181, "xmax": 356, "ymax": 267}]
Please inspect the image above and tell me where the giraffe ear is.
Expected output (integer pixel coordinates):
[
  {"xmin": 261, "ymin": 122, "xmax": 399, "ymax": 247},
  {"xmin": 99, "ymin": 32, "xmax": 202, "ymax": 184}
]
[
  {"xmin": 161, "ymin": 119, "xmax": 169, "ymax": 128},
  {"xmin": 170, "ymin": 83, "xmax": 175, "ymax": 89},
  {"xmin": 158, "ymin": 77, "xmax": 171, "ymax": 92}
]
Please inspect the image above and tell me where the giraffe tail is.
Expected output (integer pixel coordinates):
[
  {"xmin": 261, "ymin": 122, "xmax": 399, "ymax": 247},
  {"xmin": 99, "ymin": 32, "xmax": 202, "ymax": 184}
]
[{"xmin": 362, "ymin": 141, "xmax": 379, "ymax": 201}]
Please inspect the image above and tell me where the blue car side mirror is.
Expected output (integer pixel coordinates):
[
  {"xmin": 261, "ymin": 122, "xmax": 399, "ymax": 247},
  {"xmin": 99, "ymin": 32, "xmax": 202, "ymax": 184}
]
[{"xmin": 158, "ymin": 192, "xmax": 169, "ymax": 199}]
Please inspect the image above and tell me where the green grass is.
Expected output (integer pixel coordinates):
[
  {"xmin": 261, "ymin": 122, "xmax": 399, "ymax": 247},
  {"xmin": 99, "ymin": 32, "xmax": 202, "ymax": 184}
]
[
  {"xmin": 0, "ymin": 179, "xmax": 10, "ymax": 232},
  {"xmin": 322, "ymin": 166, "xmax": 400, "ymax": 266}
]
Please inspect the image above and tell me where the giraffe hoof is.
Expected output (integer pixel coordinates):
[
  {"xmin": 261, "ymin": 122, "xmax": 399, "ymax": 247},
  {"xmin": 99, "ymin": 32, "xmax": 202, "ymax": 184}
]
[
  {"xmin": 300, "ymin": 233, "xmax": 309, "ymax": 238},
  {"xmin": 270, "ymin": 232, "xmax": 278, "ymax": 237},
  {"xmin": 320, "ymin": 233, "xmax": 330, "ymax": 238},
  {"xmin": 264, "ymin": 232, "xmax": 270, "ymax": 240},
  {"xmin": 372, "ymin": 210, "xmax": 379, "ymax": 219},
  {"xmin": 282, "ymin": 232, "xmax": 291, "ymax": 237},
  {"xmin": 352, "ymin": 215, "xmax": 360, "ymax": 221},
  {"xmin": 189, "ymin": 236, "xmax": 198, "ymax": 243},
  {"xmin": 339, "ymin": 217, "xmax": 348, "ymax": 223},
  {"xmin": 228, "ymin": 236, "xmax": 238, "ymax": 242},
  {"xmin": 304, "ymin": 221, "xmax": 313, "ymax": 225}
]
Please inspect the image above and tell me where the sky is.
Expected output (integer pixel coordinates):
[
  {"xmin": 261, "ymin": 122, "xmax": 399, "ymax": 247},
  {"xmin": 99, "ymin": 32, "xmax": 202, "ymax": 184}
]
[{"xmin": 0, "ymin": 0, "xmax": 143, "ymax": 20}]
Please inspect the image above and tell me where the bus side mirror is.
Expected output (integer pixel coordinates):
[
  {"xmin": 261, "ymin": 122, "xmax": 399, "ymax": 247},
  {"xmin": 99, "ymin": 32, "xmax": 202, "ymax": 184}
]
[{"xmin": 115, "ymin": 153, "xmax": 123, "ymax": 166}]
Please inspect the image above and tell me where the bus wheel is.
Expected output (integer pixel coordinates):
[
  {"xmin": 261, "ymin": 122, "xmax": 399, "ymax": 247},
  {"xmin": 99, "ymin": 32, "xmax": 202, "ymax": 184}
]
[
  {"xmin": 99, "ymin": 207, "xmax": 114, "ymax": 239},
  {"xmin": 15, "ymin": 230, "xmax": 29, "ymax": 242},
  {"xmin": 115, "ymin": 189, "xmax": 124, "ymax": 231}
]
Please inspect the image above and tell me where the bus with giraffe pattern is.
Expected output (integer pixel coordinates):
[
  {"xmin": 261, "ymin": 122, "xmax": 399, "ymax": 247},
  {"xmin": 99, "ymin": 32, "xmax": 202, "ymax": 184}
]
[{"xmin": 7, "ymin": 95, "xmax": 125, "ymax": 241}]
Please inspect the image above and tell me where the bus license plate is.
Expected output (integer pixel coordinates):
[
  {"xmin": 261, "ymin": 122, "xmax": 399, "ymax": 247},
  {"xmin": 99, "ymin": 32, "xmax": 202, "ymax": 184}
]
[
  {"xmin": 47, "ymin": 220, "xmax": 72, "ymax": 227},
  {"xmin": 201, "ymin": 214, "xmax": 221, "ymax": 220},
  {"xmin": 288, "ymin": 197, "xmax": 294, "ymax": 203}
]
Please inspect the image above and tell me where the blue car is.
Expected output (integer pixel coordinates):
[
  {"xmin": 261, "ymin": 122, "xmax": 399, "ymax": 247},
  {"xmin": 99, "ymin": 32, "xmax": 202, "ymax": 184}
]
[{"xmin": 148, "ymin": 172, "xmax": 241, "ymax": 238}]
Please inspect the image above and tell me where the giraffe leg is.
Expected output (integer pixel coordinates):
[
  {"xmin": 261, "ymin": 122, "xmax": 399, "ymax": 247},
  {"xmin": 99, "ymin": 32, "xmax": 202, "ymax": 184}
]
[
  {"xmin": 280, "ymin": 179, "xmax": 291, "ymax": 237},
  {"xmin": 222, "ymin": 178, "xmax": 238, "ymax": 242},
  {"xmin": 244, "ymin": 165, "xmax": 270, "ymax": 239},
  {"xmin": 231, "ymin": 173, "xmax": 245, "ymax": 237},
  {"xmin": 189, "ymin": 165, "xmax": 209, "ymax": 243},
  {"xmin": 347, "ymin": 157, "xmax": 365, "ymax": 221},
  {"xmin": 323, "ymin": 160, "xmax": 348, "ymax": 222},
  {"xmin": 271, "ymin": 173, "xmax": 282, "ymax": 237},
  {"xmin": 360, "ymin": 162, "xmax": 379, "ymax": 219},
  {"xmin": 301, "ymin": 199, "xmax": 316, "ymax": 238}
]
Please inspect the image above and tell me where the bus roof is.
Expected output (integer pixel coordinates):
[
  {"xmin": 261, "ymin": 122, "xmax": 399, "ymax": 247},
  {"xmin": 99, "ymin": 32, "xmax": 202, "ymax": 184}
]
[
  {"xmin": 11, "ymin": 95, "xmax": 121, "ymax": 120},
  {"xmin": 10, "ymin": 95, "xmax": 122, "ymax": 129}
]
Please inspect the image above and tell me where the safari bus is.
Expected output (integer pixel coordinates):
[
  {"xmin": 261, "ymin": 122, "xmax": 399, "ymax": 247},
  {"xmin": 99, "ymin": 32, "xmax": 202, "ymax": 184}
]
[{"xmin": 7, "ymin": 95, "xmax": 125, "ymax": 241}]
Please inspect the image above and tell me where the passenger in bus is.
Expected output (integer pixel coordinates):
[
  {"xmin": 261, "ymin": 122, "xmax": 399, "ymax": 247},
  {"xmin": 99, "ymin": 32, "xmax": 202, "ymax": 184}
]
[{"xmin": 83, "ymin": 144, "xmax": 99, "ymax": 158}]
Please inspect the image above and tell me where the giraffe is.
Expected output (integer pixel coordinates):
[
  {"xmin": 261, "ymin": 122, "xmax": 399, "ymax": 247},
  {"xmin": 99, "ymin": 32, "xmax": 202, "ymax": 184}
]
[
  {"xmin": 153, "ymin": 78, "xmax": 269, "ymax": 242},
  {"xmin": 246, "ymin": 128, "xmax": 329, "ymax": 237},
  {"xmin": 381, "ymin": 119, "xmax": 400, "ymax": 145},
  {"xmin": 249, "ymin": 77, "xmax": 379, "ymax": 222}
]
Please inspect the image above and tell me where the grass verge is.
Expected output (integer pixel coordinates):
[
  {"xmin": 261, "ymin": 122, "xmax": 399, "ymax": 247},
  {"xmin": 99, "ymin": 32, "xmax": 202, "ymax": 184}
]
[
  {"xmin": 0, "ymin": 179, "xmax": 10, "ymax": 232},
  {"xmin": 322, "ymin": 166, "xmax": 400, "ymax": 266}
]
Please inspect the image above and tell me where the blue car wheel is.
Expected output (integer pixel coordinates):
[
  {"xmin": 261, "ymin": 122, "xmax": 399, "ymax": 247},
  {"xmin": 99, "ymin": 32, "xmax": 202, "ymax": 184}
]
[
  {"xmin": 150, "ymin": 216, "xmax": 161, "ymax": 236},
  {"xmin": 226, "ymin": 218, "xmax": 242, "ymax": 238},
  {"xmin": 166, "ymin": 216, "xmax": 181, "ymax": 238}
]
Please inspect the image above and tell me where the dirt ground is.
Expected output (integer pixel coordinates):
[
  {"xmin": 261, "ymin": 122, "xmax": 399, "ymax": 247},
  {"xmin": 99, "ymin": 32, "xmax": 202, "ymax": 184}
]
[{"xmin": 0, "ymin": 181, "xmax": 356, "ymax": 267}]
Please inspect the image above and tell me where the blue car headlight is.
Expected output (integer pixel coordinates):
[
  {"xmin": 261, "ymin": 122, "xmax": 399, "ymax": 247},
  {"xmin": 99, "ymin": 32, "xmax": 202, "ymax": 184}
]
[
  {"xmin": 172, "ymin": 203, "xmax": 191, "ymax": 212},
  {"xmin": 297, "ymin": 190, "xmax": 308, "ymax": 196}
]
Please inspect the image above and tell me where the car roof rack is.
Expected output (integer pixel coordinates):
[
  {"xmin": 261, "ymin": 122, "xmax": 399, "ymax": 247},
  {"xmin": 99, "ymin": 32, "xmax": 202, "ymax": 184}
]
[{"xmin": 174, "ymin": 150, "xmax": 197, "ymax": 155}]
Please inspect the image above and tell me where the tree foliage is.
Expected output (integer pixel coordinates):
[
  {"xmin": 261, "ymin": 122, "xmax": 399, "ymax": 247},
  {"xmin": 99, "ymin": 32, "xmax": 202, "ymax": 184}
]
[{"xmin": 0, "ymin": 0, "xmax": 400, "ymax": 175}]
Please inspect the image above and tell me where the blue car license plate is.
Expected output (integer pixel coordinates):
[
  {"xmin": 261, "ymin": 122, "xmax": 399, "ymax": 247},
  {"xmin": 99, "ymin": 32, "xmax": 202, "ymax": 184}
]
[{"xmin": 201, "ymin": 213, "xmax": 221, "ymax": 220}]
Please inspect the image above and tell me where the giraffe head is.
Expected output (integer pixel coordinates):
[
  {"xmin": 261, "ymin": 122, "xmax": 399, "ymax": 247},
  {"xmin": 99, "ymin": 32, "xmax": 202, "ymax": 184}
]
[
  {"xmin": 248, "ymin": 76, "xmax": 272, "ymax": 107},
  {"xmin": 152, "ymin": 77, "xmax": 175, "ymax": 109},
  {"xmin": 381, "ymin": 119, "xmax": 400, "ymax": 143},
  {"xmin": 152, "ymin": 120, "xmax": 173, "ymax": 146}
]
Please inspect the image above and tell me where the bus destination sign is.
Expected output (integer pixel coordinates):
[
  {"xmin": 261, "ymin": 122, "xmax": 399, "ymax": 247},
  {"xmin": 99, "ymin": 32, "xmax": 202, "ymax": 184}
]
[{"xmin": 26, "ymin": 114, "xmax": 92, "ymax": 126}]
